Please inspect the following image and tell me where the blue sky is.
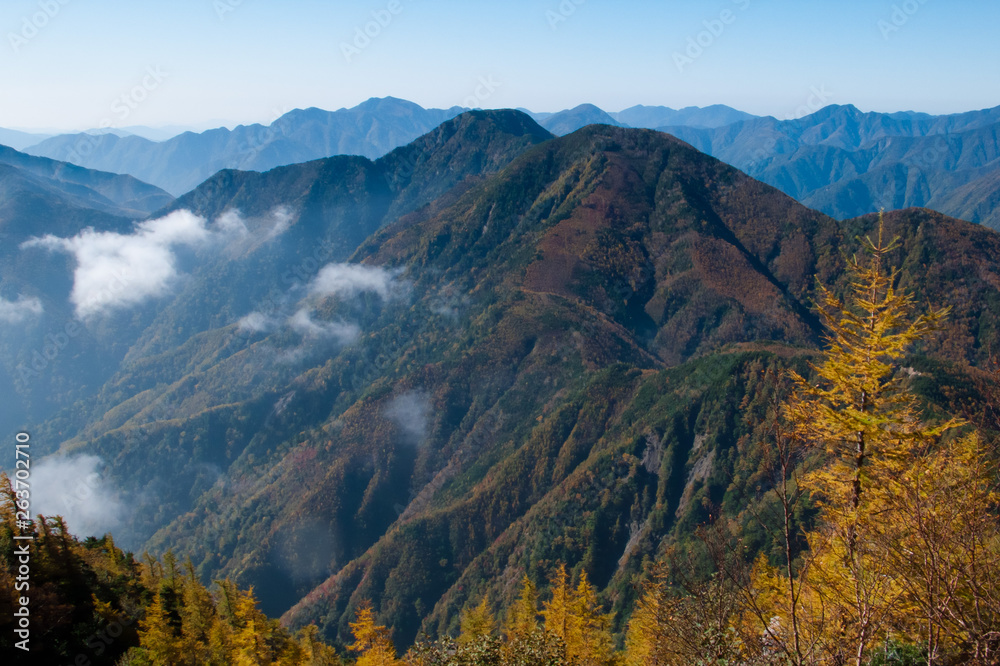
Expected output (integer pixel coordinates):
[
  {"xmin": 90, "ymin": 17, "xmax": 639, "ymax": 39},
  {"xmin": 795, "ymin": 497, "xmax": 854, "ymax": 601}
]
[{"xmin": 2, "ymin": 0, "xmax": 998, "ymax": 131}]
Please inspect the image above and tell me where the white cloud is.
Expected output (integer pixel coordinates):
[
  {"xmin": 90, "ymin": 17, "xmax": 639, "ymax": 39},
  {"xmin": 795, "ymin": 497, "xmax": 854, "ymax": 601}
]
[
  {"xmin": 288, "ymin": 308, "xmax": 360, "ymax": 344},
  {"xmin": 30, "ymin": 454, "xmax": 123, "ymax": 538},
  {"xmin": 234, "ymin": 260, "xmax": 404, "ymax": 359},
  {"xmin": 214, "ymin": 209, "xmax": 250, "ymax": 237},
  {"xmin": 23, "ymin": 209, "xmax": 217, "ymax": 318},
  {"xmin": 309, "ymin": 263, "xmax": 404, "ymax": 300},
  {"xmin": 385, "ymin": 390, "xmax": 431, "ymax": 445},
  {"xmin": 0, "ymin": 295, "xmax": 43, "ymax": 323},
  {"xmin": 237, "ymin": 311, "xmax": 279, "ymax": 333},
  {"xmin": 267, "ymin": 207, "xmax": 293, "ymax": 239}
]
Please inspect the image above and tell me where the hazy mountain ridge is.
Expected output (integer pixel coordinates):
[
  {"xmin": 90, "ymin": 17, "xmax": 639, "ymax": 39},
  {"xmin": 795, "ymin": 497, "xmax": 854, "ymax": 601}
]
[
  {"xmin": 0, "ymin": 127, "xmax": 53, "ymax": 151},
  {"xmin": 19, "ymin": 98, "xmax": 1000, "ymax": 230},
  {"xmin": 528, "ymin": 104, "xmax": 627, "ymax": 136},
  {"xmin": 15, "ymin": 99, "xmax": 758, "ymax": 196},
  {"xmin": 0, "ymin": 144, "xmax": 173, "ymax": 217},
  {"xmin": 660, "ymin": 103, "xmax": 1000, "ymax": 228},
  {"xmin": 21, "ymin": 97, "xmax": 469, "ymax": 196},
  {"xmin": 611, "ymin": 103, "xmax": 756, "ymax": 129}
]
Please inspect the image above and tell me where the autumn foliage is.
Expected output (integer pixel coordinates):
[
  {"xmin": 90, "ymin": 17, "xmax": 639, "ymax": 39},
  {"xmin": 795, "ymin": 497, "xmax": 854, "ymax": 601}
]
[
  {"xmin": 3, "ymin": 214, "xmax": 999, "ymax": 664},
  {"xmin": 618, "ymin": 215, "xmax": 1000, "ymax": 665}
]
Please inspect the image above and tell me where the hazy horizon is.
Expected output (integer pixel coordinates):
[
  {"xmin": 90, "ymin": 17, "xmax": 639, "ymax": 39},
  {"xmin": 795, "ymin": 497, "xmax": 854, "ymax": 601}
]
[
  {"xmin": 7, "ymin": 97, "xmax": 1000, "ymax": 137},
  {"xmin": 2, "ymin": 0, "xmax": 998, "ymax": 132}
]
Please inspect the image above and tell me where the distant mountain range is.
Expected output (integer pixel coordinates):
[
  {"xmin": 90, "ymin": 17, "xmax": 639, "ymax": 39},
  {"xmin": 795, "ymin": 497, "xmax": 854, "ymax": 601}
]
[
  {"xmin": 10, "ymin": 98, "xmax": 1000, "ymax": 231},
  {"xmin": 5, "ymin": 110, "xmax": 999, "ymax": 651},
  {"xmin": 663, "ymin": 103, "xmax": 1000, "ymax": 229},
  {"xmin": 0, "ymin": 127, "xmax": 53, "ymax": 151},
  {"xmin": 11, "ymin": 98, "xmax": 758, "ymax": 196},
  {"xmin": 17, "ymin": 98, "xmax": 470, "ymax": 195}
]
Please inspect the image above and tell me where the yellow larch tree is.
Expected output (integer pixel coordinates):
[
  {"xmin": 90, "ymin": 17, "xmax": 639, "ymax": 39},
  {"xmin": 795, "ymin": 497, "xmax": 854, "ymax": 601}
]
[
  {"xmin": 540, "ymin": 563, "xmax": 572, "ymax": 646},
  {"xmin": 136, "ymin": 588, "xmax": 185, "ymax": 665},
  {"xmin": 349, "ymin": 601, "xmax": 399, "ymax": 666},
  {"xmin": 232, "ymin": 586, "xmax": 276, "ymax": 665},
  {"xmin": 504, "ymin": 574, "xmax": 540, "ymax": 640},
  {"xmin": 458, "ymin": 596, "xmax": 496, "ymax": 645},
  {"xmin": 541, "ymin": 563, "xmax": 616, "ymax": 665},
  {"xmin": 569, "ymin": 571, "xmax": 616, "ymax": 666},
  {"xmin": 786, "ymin": 212, "xmax": 960, "ymax": 664},
  {"xmin": 872, "ymin": 431, "xmax": 1000, "ymax": 660},
  {"xmin": 180, "ymin": 558, "xmax": 216, "ymax": 664},
  {"xmin": 296, "ymin": 623, "xmax": 343, "ymax": 665}
]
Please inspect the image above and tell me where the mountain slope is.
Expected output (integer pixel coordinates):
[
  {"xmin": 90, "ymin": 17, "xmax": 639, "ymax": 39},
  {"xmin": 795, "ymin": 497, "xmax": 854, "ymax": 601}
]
[
  {"xmin": 0, "ymin": 144, "xmax": 173, "ymax": 217},
  {"xmin": 930, "ymin": 168, "xmax": 1000, "ymax": 228},
  {"xmin": 274, "ymin": 134, "xmax": 1000, "ymax": 646},
  {"xmin": 14, "ymin": 115, "xmax": 1000, "ymax": 655},
  {"xmin": 97, "ymin": 123, "xmax": 842, "ymax": 639},
  {"xmin": 0, "ymin": 155, "xmax": 171, "ymax": 443},
  {"xmin": 20, "ymin": 110, "xmax": 552, "ymax": 444}
]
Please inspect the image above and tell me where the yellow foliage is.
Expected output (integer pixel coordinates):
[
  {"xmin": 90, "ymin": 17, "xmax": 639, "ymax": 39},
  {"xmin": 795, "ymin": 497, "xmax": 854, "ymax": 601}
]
[
  {"xmin": 542, "ymin": 563, "xmax": 616, "ymax": 665},
  {"xmin": 459, "ymin": 596, "xmax": 495, "ymax": 645},
  {"xmin": 787, "ymin": 213, "xmax": 957, "ymax": 529},
  {"xmin": 137, "ymin": 589, "xmax": 183, "ymax": 665},
  {"xmin": 503, "ymin": 575, "xmax": 540, "ymax": 640},
  {"xmin": 349, "ymin": 602, "xmax": 399, "ymax": 666},
  {"xmin": 541, "ymin": 562, "xmax": 572, "ymax": 642}
]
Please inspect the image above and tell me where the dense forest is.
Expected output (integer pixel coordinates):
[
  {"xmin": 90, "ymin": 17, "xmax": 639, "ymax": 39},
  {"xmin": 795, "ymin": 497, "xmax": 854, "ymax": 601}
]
[{"xmin": 3, "ymin": 216, "xmax": 998, "ymax": 664}]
